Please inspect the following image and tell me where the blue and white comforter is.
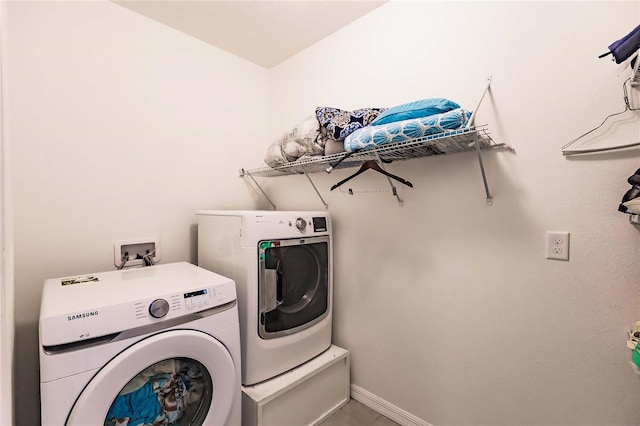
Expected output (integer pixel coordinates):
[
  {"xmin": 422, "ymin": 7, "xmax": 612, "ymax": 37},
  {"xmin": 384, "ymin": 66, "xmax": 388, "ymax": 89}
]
[{"xmin": 343, "ymin": 108, "xmax": 472, "ymax": 152}]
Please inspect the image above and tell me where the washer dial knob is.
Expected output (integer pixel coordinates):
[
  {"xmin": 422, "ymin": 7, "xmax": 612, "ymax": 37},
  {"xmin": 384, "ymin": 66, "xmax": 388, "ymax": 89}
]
[
  {"xmin": 295, "ymin": 218, "xmax": 307, "ymax": 231},
  {"xmin": 149, "ymin": 298, "xmax": 170, "ymax": 318}
]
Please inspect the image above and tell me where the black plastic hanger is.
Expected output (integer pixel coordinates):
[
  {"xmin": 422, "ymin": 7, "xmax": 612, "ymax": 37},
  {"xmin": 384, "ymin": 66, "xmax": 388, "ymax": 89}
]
[{"xmin": 330, "ymin": 160, "xmax": 413, "ymax": 191}]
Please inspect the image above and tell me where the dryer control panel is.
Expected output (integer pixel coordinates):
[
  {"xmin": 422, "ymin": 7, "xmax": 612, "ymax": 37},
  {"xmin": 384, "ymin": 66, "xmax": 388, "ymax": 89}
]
[
  {"xmin": 243, "ymin": 213, "xmax": 331, "ymax": 239},
  {"xmin": 289, "ymin": 215, "xmax": 328, "ymax": 234}
]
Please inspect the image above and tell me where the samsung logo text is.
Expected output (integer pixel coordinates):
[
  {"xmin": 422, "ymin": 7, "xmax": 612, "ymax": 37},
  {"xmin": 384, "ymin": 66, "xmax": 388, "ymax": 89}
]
[{"xmin": 67, "ymin": 311, "xmax": 99, "ymax": 321}]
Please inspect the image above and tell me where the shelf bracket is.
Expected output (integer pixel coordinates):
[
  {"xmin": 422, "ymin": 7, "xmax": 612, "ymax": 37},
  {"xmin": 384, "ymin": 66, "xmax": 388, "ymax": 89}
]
[
  {"xmin": 474, "ymin": 133, "xmax": 493, "ymax": 205},
  {"xmin": 467, "ymin": 76, "xmax": 493, "ymax": 205},
  {"xmin": 467, "ymin": 76, "xmax": 492, "ymax": 128},
  {"xmin": 302, "ymin": 167, "xmax": 329, "ymax": 209},
  {"xmin": 240, "ymin": 169, "xmax": 277, "ymax": 210},
  {"xmin": 240, "ymin": 168, "xmax": 328, "ymax": 210}
]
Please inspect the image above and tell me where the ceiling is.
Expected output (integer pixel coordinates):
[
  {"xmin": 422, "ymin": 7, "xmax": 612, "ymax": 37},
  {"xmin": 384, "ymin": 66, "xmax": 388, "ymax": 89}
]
[{"xmin": 113, "ymin": 1, "xmax": 387, "ymax": 68}]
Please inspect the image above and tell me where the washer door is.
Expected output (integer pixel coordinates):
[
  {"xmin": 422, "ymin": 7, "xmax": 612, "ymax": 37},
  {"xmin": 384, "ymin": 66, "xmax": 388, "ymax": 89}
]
[{"xmin": 67, "ymin": 330, "xmax": 236, "ymax": 426}]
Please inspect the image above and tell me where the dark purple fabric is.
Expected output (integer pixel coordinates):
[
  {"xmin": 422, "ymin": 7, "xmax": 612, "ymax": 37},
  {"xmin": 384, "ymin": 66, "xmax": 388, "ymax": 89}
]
[{"xmin": 605, "ymin": 24, "xmax": 640, "ymax": 64}]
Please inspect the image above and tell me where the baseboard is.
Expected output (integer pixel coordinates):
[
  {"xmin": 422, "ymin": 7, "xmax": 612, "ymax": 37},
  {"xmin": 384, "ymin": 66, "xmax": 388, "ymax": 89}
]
[{"xmin": 350, "ymin": 384, "xmax": 433, "ymax": 426}]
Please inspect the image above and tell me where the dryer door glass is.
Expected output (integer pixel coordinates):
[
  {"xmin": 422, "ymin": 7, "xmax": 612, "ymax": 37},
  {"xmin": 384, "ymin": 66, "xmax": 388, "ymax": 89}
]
[
  {"xmin": 259, "ymin": 236, "xmax": 330, "ymax": 338},
  {"xmin": 104, "ymin": 358, "xmax": 212, "ymax": 426}
]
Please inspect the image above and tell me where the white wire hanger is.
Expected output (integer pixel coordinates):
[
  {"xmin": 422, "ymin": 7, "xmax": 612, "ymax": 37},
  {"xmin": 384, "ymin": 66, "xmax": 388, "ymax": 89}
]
[{"xmin": 562, "ymin": 76, "xmax": 640, "ymax": 155}]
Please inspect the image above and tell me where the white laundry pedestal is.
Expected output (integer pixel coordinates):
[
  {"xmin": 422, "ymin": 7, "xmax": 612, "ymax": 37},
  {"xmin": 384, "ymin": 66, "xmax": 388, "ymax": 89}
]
[{"xmin": 241, "ymin": 345, "xmax": 350, "ymax": 426}]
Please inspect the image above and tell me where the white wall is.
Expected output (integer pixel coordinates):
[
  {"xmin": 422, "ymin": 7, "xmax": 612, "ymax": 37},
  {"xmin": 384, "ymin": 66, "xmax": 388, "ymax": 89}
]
[
  {"xmin": 267, "ymin": 2, "xmax": 640, "ymax": 425},
  {"xmin": 6, "ymin": 1, "xmax": 640, "ymax": 426},
  {"xmin": 0, "ymin": 0, "xmax": 14, "ymax": 423},
  {"xmin": 5, "ymin": 2, "xmax": 268, "ymax": 424}
]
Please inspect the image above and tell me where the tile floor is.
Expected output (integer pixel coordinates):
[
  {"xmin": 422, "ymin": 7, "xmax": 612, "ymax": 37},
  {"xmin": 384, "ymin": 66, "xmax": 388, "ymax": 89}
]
[{"xmin": 320, "ymin": 399, "xmax": 400, "ymax": 426}]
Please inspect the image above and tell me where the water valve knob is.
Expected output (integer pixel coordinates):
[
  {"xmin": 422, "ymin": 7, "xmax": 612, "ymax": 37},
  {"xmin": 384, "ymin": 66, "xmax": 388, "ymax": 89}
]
[
  {"xmin": 295, "ymin": 218, "xmax": 307, "ymax": 231},
  {"xmin": 149, "ymin": 298, "xmax": 169, "ymax": 318}
]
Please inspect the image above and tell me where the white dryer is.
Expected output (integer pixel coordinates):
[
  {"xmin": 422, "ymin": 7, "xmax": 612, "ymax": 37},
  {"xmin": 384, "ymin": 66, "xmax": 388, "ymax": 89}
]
[
  {"xmin": 197, "ymin": 210, "xmax": 332, "ymax": 386},
  {"xmin": 39, "ymin": 262, "xmax": 241, "ymax": 426}
]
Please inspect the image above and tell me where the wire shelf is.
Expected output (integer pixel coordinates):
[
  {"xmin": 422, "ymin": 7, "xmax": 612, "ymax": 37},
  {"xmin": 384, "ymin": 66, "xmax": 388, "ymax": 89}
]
[{"xmin": 241, "ymin": 125, "xmax": 501, "ymax": 178}]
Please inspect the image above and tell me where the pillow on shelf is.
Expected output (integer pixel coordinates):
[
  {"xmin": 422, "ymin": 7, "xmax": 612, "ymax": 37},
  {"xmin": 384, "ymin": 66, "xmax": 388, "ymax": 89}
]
[
  {"xmin": 316, "ymin": 106, "xmax": 386, "ymax": 141},
  {"xmin": 370, "ymin": 98, "xmax": 460, "ymax": 126}
]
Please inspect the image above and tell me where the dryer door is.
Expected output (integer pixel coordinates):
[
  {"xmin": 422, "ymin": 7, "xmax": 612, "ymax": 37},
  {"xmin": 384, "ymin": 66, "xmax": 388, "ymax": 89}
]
[
  {"xmin": 258, "ymin": 235, "xmax": 330, "ymax": 339},
  {"xmin": 67, "ymin": 330, "xmax": 236, "ymax": 426}
]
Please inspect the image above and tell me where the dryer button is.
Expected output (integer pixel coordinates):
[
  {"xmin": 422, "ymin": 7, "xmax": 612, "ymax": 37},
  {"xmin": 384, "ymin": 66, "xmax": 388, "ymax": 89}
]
[{"xmin": 149, "ymin": 298, "xmax": 170, "ymax": 318}]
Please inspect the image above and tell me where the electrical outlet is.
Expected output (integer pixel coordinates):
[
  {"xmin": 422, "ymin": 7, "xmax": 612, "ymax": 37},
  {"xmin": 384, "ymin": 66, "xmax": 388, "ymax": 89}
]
[{"xmin": 545, "ymin": 231, "xmax": 569, "ymax": 261}]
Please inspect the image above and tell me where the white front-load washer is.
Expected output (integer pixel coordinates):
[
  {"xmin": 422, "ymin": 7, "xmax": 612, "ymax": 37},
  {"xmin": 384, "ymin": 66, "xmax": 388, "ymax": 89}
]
[
  {"xmin": 39, "ymin": 262, "xmax": 241, "ymax": 426},
  {"xmin": 196, "ymin": 210, "xmax": 332, "ymax": 386}
]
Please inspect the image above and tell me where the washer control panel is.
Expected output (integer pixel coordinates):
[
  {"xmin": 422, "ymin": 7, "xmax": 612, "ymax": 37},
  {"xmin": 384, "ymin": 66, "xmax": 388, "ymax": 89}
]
[
  {"xmin": 39, "ymin": 263, "xmax": 237, "ymax": 348},
  {"xmin": 134, "ymin": 286, "xmax": 221, "ymax": 320},
  {"xmin": 149, "ymin": 298, "xmax": 170, "ymax": 318},
  {"xmin": 183, "ymin": 288, "xmax": 213, "ymax": 311}
]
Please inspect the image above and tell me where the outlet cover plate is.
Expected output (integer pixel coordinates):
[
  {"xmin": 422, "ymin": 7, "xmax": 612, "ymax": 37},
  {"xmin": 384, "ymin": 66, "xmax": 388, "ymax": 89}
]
[{"xmin": 545, "ymin": 231, "xmax": 569, "ymax": 261}]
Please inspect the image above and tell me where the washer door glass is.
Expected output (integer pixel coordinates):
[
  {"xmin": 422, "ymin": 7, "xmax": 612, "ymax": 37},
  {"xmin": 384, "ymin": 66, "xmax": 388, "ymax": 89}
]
[
  {"xmin": 259, "ymin": 236, "xmax": 330, "ymax": 338},
  {"xmin": 103, "ymin": 358, "xmax": 211, "ymax": 426},
  {"xmin": 67, "ymin": 330, "xmax": 236, "ymax": 426}
]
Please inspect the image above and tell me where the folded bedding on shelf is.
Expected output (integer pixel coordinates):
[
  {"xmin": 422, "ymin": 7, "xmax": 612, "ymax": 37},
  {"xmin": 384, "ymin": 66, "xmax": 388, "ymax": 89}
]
[
  {"xmin": 370, "ymin": 98, "xmax": 460, "ymax": 126},
  {"xmin": 315, "ymin": 106, "xmax": 386, "ymax": 141},
  {"xmin": 264, "ymin": 106, "xmax": 386, "ymax": 168},
  {"xmin": 343, "ymin": 108, "xmax": 472, "ymax": 152},
  {"xmin": 264, "ymin": 115, "xmax": 328, "ymax": 168}
]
